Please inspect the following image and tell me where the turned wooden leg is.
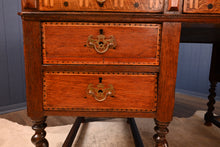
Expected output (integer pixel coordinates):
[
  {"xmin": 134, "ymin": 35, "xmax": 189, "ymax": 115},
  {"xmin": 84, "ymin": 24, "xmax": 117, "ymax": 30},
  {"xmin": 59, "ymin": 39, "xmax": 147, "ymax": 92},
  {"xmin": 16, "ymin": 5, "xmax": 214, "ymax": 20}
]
[
  {"xmin": 31, "ymin": 116, "xmax": 49, "ymax": 147},
  {"xmin": 204, "ymin": 81, "xmax": 217, "ymax": 126},
  {"xmin": 153, "ymin": 119, "xmax": 169, "ymax": 147}
]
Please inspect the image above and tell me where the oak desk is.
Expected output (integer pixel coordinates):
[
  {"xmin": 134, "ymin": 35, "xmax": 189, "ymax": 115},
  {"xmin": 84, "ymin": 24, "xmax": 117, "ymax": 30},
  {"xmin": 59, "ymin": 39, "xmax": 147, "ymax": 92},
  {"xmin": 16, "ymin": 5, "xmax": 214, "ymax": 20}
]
[{"xmin": 19, "ymin": 0, "xmax": 220, "ymax": 146}]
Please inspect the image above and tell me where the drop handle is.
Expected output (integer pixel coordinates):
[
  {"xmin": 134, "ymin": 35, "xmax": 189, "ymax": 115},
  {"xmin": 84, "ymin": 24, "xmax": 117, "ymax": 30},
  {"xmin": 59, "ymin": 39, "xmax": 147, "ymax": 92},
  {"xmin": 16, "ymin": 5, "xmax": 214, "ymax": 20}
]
[
  {"xmin": 97, "ymin": 0, "xmax": 106, "ymax": 7},
  {"xmin": 87, "ymin": 78, "xmax": 115, "ymax": 102},
  {"xmin": 87, "ymin": 29, "xmax": 117, "ymax": 54}
]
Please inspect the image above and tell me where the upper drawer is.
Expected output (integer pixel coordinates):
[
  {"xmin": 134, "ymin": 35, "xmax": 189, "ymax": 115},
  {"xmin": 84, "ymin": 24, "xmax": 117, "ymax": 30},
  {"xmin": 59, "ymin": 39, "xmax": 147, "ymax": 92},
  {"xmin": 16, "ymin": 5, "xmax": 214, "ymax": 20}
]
[
  {"xmin": 38, "ymin": 0, "xmax": 164, "ymax": 12},
  {"xmin": 183, "ymin": 0, "xmax": 220, "ymax": 13},
  {"xmin": 42, "ymin": 22, "xmax": 161, "ymax": 65}
]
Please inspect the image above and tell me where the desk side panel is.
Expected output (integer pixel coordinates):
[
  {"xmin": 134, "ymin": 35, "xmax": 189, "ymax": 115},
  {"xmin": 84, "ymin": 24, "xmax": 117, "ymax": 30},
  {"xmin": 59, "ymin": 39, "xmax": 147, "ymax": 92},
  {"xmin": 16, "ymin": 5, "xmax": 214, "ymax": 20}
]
[
  {"xmin": 157, "ymin": 22, "xmax": 181, "ymax": 122},
  {"xmin": 22, "ymin": 20, "xmax": 44, "ymax": 120}
]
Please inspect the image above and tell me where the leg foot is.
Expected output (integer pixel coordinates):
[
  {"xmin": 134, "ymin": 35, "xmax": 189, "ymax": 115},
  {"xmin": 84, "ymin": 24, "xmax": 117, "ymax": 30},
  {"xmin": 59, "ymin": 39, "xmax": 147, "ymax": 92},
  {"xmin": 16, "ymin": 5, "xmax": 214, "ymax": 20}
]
[
  {"xmin": 204, "ymin": 81, "xmax": 217, "ymax": 126},
  {"xmin": 153, "ymin": 119, "xmax": 169, "ymax": 147},
  {"xmin": 31, "ymin": 117, "xmax": 48, "ymax": 147}
]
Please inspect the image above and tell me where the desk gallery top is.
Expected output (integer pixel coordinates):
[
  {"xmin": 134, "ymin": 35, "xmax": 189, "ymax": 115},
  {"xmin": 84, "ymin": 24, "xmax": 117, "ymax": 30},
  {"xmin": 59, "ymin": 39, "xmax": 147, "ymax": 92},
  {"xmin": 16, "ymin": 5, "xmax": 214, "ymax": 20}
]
[{"xmin": 21, "ymin": 0, "xmax": 219, "ymax": 13}]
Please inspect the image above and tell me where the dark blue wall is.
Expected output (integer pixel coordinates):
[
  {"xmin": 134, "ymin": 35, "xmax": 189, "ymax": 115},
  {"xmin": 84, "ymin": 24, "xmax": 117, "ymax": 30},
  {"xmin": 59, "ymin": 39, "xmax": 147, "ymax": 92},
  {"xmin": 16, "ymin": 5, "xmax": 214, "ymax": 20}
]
[
  {"xmin": 0, "ymin": 0, "xmax": 26, "ymax": 113},
  {"xmin": 0, "ymin": 0, "xmax": 219, "ymax": 113},
  {"xmin": 176, "ymin": 43, "xmax": 220, "ymax": 100}
]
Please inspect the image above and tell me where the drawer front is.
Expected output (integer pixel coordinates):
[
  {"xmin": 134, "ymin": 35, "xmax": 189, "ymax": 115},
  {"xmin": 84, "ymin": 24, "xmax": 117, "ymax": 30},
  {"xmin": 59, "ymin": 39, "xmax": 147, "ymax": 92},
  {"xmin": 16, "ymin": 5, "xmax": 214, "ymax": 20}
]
[
  {"xmin": 42, "ymin": 22, "xmax": 161, "ymax": 65},
  {"xmin": 39, "ymin": 0, "xmax": 164, "ymax": 12},
  {"xmin": 43, "ymin": 72, "xmax": 158, "ymax": 113},
  {"xmin": 183, "ymin": 0, "xmax": 220, "ymax": 13}
]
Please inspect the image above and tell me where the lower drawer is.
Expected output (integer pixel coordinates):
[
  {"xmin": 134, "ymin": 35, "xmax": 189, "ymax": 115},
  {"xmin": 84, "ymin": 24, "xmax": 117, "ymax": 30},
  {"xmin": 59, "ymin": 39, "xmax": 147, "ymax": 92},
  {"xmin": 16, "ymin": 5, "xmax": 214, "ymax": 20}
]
[{"xmin": 43, "ymin": 71, "xmax": 158, "ymax": 113}]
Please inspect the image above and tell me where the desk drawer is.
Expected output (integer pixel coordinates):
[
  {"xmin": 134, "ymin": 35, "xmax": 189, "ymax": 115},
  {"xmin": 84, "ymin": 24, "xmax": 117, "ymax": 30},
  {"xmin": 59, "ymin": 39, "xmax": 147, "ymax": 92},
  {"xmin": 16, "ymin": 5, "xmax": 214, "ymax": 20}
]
[
  {"xmin": 183, "ymin": 0, "xmax": 220, "ymax": 13},
  {"xmin": 43, "ymin": 71, "xmax": 158, "ymax": 113},
  {"xmin": 39, "ymin": 0, "xmax": 164, "ymax": 12},
  {"xmin": 42, "ymin": 22, "xmax": 161, "ymax": 65}
]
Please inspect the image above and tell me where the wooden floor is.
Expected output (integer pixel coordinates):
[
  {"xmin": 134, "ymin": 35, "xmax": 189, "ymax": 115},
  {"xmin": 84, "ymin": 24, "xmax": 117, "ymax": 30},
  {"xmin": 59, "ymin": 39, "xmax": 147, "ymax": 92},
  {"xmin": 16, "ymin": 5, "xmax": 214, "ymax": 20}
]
[{"xmin": 0, "ymin": 93, "xmax": 219, "ymax": 127}]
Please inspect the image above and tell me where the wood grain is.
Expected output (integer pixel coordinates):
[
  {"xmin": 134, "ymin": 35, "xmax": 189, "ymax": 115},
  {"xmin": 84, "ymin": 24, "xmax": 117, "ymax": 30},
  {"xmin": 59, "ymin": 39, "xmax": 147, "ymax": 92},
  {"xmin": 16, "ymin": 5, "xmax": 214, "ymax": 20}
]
[
  {"xmin": 38, "ymin": 0, "xmax": 164, "ymax": 12},
  {"xmin": 42, "ymin": 22, "xmax": 161, "ymax": 65},
  {"xmin": 43, "ymin": 72, "xmax": 158, "ymax": 115},
  {"xmin": 42, "ymin": 65, "xmax": 160, "ymax": 73},
  {"xmin": 22, "ymin": 0, "xmax": 37, "ymax": 9},
  {"xmin": 44, "ymin": 111, "xmax": 156, "ymax": 118},
  {"xmin": 184, "ymin": 0, "xmax": 220, "ymax": 13},
  {"xmin": 22, "ymin": 21, "xmax": 43, "ymax": 120},
  {"xmin": 19, "ymin": 12, "xmax": 220, "ymax": 24},
  {"xmin": 156, "ymin": 22, "xmax": 182, "ymax": 122}
]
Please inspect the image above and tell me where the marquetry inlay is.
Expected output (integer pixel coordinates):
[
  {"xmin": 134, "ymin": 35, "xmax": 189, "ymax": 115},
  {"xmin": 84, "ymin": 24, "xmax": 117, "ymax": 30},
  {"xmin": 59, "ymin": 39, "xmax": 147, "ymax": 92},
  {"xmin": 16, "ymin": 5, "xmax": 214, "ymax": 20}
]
[
  {"xmin": 42, "ymin": 0, "xmax": 54, "ymax": 7},
  {"xmin": 188, "ymin": 0, "xmax": 200, "ymax": 9},
  {"xmin": 78, "ymin": 0, "xmax": 125, "ymax": 8},
  {"xmin": 39, "ymin": 0, "xmax": 164, "ymax": 12},
  {"xmin": 149, "ymin": 0, "xmax": 160, "ymax": 9},
  {"xmin": 113, "ymin": 0, "xmax": 124, "ymax": 8},
  {"xmin": 184, "ymin": 0, "xmax": 220, "ymax": 13}
]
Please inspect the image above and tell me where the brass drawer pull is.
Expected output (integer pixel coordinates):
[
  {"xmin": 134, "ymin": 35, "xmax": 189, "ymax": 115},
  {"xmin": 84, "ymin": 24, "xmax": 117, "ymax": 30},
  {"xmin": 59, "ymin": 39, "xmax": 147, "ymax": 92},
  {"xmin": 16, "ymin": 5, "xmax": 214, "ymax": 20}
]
[
  {"xmin": 97, "ymin": 0, "xmax": 106, "ymax": 7},
  {"xmin": 87, "ymin": 77, "xmax": 115, "ymax": 102},
  {"xmin": 87, "ymin": 29, "xmax": 117, "ymax": 54}
]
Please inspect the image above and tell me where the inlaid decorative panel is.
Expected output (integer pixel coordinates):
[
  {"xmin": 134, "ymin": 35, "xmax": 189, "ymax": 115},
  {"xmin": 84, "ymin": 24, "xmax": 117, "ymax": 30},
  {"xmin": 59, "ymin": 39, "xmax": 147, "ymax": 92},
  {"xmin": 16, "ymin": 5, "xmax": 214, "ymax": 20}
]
[
  {"xmin": 42, "ymin": 22, "xmax": 161, "ymax": 65},
  {"xmin": 39, "ymin": 0, "xmax": 164, "ymax": 12},
  {"xmin": 43, "ymin": 71, "xmax": 158, "ymax": 112},
  {"xmin": 183, "ymin": 0, "xmax": 220, "ymax": 13}
]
